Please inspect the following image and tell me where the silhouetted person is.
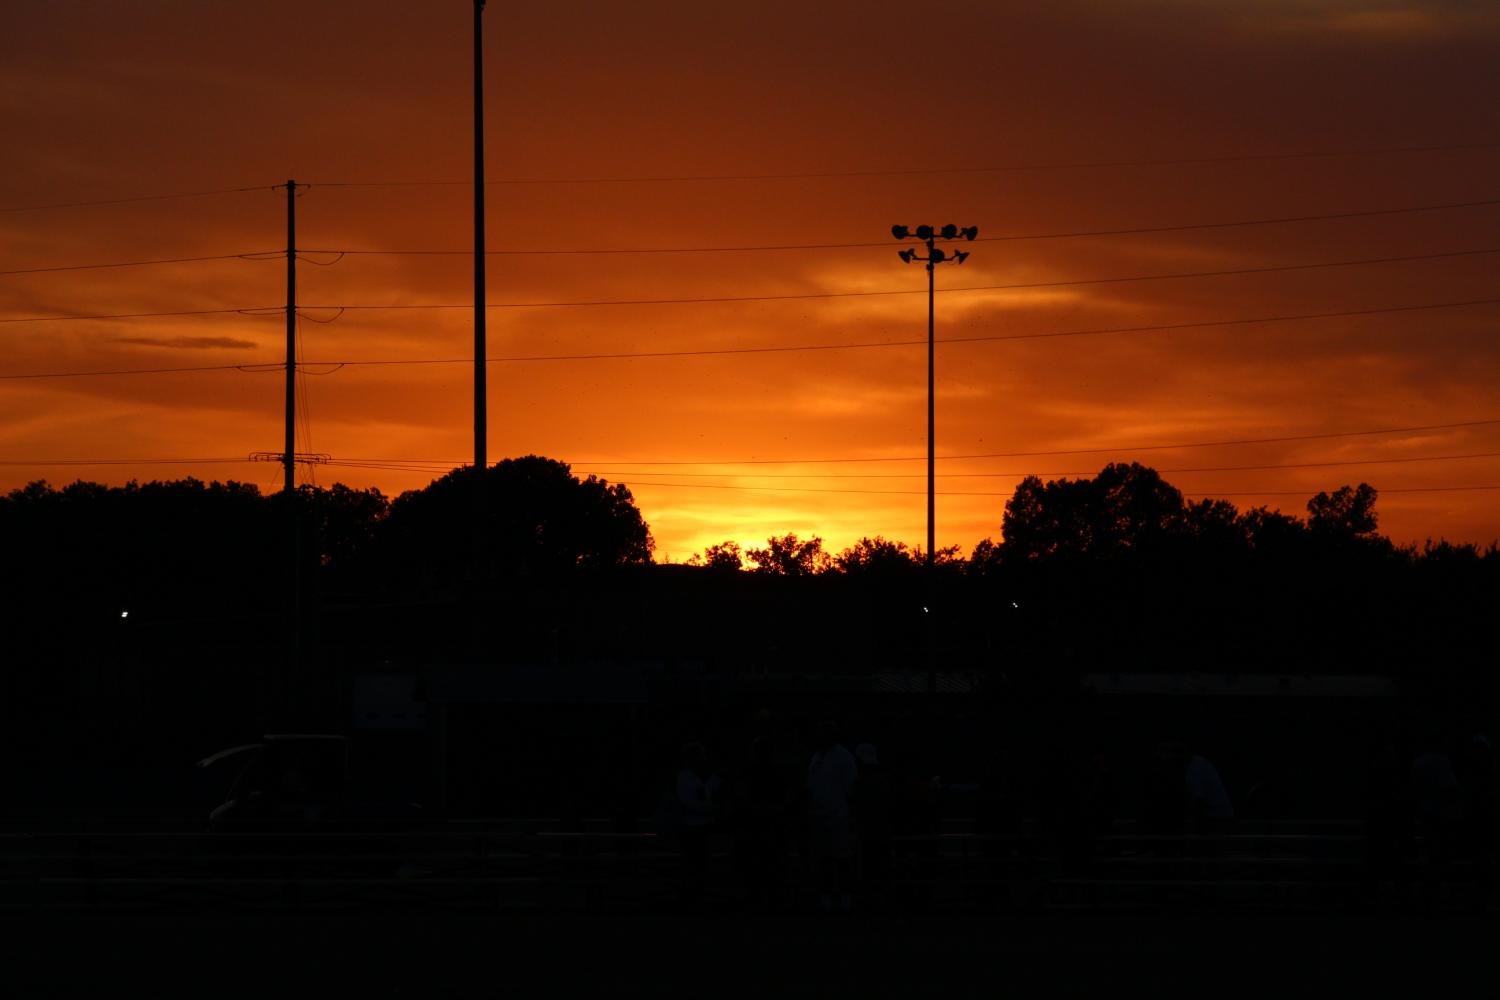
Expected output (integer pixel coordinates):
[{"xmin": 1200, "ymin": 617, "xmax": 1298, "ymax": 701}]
[
  {"xmin": 1185, "ymin": 749, "xmax": 1233, "ymax": 836},
  {"xmin": 976, "ymin": 748, "xmax": 1023, "ymax": 856},
  {"xmin": 1411, "ymin": 726, "xmax": 1462, "ymax": 909},
  {"xmin": 733, "ymin": 735, "xmax": 794, "ymax": 910},
  {"xmin": 1034, "ymin": 740, "xmax": 1085, "ymax": 871},
  {"xmin": 1362, "ymin": 728, "xmax": 1414, "ymax": 907},
  {"xmin": 675, "ymin": 742, "xmax": 718, "ymax": 907},
  {"xmin": 1456, "ymin": 732, "xmax": 1496, "ymax": 907},
  {"xmin": 1143, "ymin": 742, "xmax": 1190, "ymax": 846},
  {"xmin": 851, "ymin": 742, "xmax": 893, "ymax": 906},
  {"xmin": 806, "ymin": 721, "xmax": 858, "ymax": 913}
]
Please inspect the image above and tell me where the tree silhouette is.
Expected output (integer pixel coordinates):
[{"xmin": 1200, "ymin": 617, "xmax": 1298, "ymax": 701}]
[
  {"xmin": 834, "ymin": 536, "xmax": 918, "ymax": 575},
  {"xmin": 688, "ymin": 540, "xmax": 745, "ymax": 571},
  {"xmin": 370, "ymin": 456, "xmax": 653, "ymax": 593},
  {"xmin": 746, "ymin": 533, "xmax": 830, "ymax": 576},
  {"xmin": 1000, "ymin": 463, "xmax": 1187, "ymax": 559},
  {"xmin": 1307, "ymin": 483, "xmax": 1380, "ymax": 539}
]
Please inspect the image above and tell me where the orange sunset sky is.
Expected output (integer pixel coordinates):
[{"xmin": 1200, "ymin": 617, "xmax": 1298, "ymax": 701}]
[{"xmin": 3, "ymin": 0, "xmax": 1498, "ymax": 561}]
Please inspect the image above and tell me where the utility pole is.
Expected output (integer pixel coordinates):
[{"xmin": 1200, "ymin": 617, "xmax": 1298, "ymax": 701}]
[
  {"xmin": 892, "ymin": 223, "xmax": 978, "ymax": 694},
  {"xmin": 463, "ymin": 0, "xmax": 490, "ymax": 694},
  {"xmin": 473, "ymin": 0, "xmax": 487, "ymax": 473},
  {"xmin": 284, "ymin": 179, "xmax": 298, "ymax": 495},
  {"xmin": 284, "ymin": 178, "xmax": 300, "ymax": 724}
]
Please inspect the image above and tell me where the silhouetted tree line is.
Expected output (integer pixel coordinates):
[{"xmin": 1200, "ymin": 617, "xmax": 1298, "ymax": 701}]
[
  {"xmin": 4, "ymin": 458, "xmax": 1497, "ymax": 674},
  {"xmin": 4, "ymin": 457, "xmax": 1498, "ymax": 813}
]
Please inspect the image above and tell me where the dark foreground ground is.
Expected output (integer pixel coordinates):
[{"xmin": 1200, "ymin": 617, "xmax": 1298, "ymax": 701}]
[{"xmin": 8, "ymin": 908, "xmax": 1498, "ymax": 998}]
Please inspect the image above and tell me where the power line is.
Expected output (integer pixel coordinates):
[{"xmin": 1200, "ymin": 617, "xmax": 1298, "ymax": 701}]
[
  {"xmin": 1, "ymin": 143, "xmax": 1490, "ymax": 216},
  {"xmin": 571, "ymin": 451, "xmax": 1500, "ymax": 480},
  {"xmin": 6, "ymin": 196, "xmax": 1492, "ymax": 277},
  {"xmin": 5, "ymin": 296, "xmax": 1497, "ymax": 380},
  {"xmin": 0, "ymin": 458, "xmax": 249, "ymax": 467},
  {"xmin": 312, "ymin": 296, "xmax": 1498, "ymax": 364},
  {"xmin": 309, "ymin": 196, "xmax": 1500, "ymax": 257},
  {"xmin": 317, "ymin": 246, "xmax": 1500, "ymax": 310},
  {"xmin": 606, "ymin": 479, "xmax": 1500, "ymax": 498},
  {"xmin": 8, "ymin": 456, "xmax": 1497, "ymax": 501},
  {"xmin": 320, "ymin": 449, "xmax": 1500, "ymax": 481},
  {"xmin": 0, "ymin": 307, "xmax": 275, "ymax": 325},
  {"xmin": 0, "ymin": 362, "xmax": 263, "ymax": 380},
  {"xmin": 320, "ymin": 418, "xmax": 1500, "ymax": 469},
  {"xmin": 552, "ymin": 418, "xmax": 1500, "ymax": 466},
  {"xmin": 305, "ymin": 141, "xmax": 1500, "ymax": 187},
  {"xmin": 0, "ymin": 252, "xmax": 283, "ymax": 277},
  {"xmin": 0, "ymin": 186, "xmax": 273, "ymax": 214},
  {"xmin": 316, "ymin": 462, "xmax": 1500, "ymax": 499},
  {"xmin": 5, "ymin": 246, "xmax": 1495, "ymax": 325}
]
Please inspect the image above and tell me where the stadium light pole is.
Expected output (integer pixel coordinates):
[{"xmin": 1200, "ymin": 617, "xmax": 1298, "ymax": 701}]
[
  {"xmin": 891, "ymin": 224, "xmax": 978, "ymax": 567},
  {"xmin": 893, "ymin": 223, "xmax": 976, "ymax": 696}
]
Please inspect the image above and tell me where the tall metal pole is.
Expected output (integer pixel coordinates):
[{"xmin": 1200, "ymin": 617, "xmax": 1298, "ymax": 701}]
[
  {"xmin": 473, "ymin": 0, "xmax": 487, "ymax": 473},
  {"xmin": 890, "ymin": 223, "xmax": 978, "ymax": 696},
  {"xmin": 925, "ymin": 252, "xmax": 936, "ymax": 697},
  {"xmin": 926, "ymin": 254, "xmax": 935, "ymax": 568},
  {"xmin": 466, "ymin": 0, "xmax": 490, "ymax": 684},
  {"xmin": 284, "ymin": 179, "xmax": 301, "ymax": 725},
  {"xmin": 284, "ymin": 179, "xmax": 297, "ymax": 495}
]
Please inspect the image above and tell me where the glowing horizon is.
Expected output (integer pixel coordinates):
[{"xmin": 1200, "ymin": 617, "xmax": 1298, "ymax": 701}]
[{"xmin": 4, "ymin": 1, "xmax": 1499, "ymax": 560}]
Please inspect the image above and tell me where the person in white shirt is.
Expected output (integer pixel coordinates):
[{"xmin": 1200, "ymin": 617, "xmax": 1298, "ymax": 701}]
[{"xmin": 807, "ymin": 721, "xmax": 858, "ymax": 912}]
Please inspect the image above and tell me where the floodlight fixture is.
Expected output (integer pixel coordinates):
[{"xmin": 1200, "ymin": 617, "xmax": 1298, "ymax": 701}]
[
  {"xmin": 940, "ymin": 224, "xmax": 958, "ymax": 240},
  {"xmin": 930, "ymin": 247, "xmax": 946, "ymax": 263},
  {"xmin": 961, "ymin": 226, "xmax": 979, "ymax": 241},
  {"xmin": 892, "ymin": 224, "xmax": 910, "ymax": 239},
  {"xmin": 953, "ymin": 251, "xmax": 970, "ymax": 264},
  {"xmin": 898, "ymin": 249, "xmax": 916, "ymax": 263},
  {"xmin": 915, "ymin": 224, "xmax": 934, "ymax": 240}
]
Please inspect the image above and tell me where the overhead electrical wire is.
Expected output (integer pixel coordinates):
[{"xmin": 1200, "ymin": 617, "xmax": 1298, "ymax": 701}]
[
  {"xmin": 0, "ymin": 306, "xmax": 277, "ymax": 325},
  {"xmin": 310, "ymin": 246, "xmax": 1500, "ymax": 310},
  {"xmin": 319, "ymin": 417, "xmax": 1500, "ymax": 469},
  {"xmin": 569, "ymin": 451, "xmax": 1500, "ymax": 480},
  {"xmin": 305, "ymin": 141, "xmax": 1500, "ymax": 187},
  {"xmin": 313, "ymin": 460, "xmax": 1500, "ymax": 500},
  {"xmin": 10, "ymin": 452, "xmax": 1499, "ymax": 501},
  {"xmin": 1, "ymin": 143, "xmax": 1491, "ymax": 214},
  {"xmin": 0, "ymin": 458, "xmax": 249, "ymax": 467},
  {"xmin": 542, "ymin": 418, "xmax": 1500, "ymax": 466},
  {"xmin": 583, "ymin": 481, "xmax": 1500, "ymax": 498},
  {"xmin": 0, "ymin": 252, "xmax": 284, "ymax": 277},
  {"xmin": 0, "ymin": 185, "xmax": 275, "ymax": 214},
  {"xmin": 309, "ymin": 196, "xmax": 1500, "ymax": 257},
  {"xmin": 5, "ymin": 246, "xmax": 1496, "ymax": 325},
  {"xmin": 3, "ymin": 296, "xmax": 1497, "ymax": 380},
  {"xmin": 12, "ymin": 421, "xmax": 1500, "ymax": 474},
  {"xmin": 7, "ymin": 196, "xmax": 1495, "ymax": 276}
]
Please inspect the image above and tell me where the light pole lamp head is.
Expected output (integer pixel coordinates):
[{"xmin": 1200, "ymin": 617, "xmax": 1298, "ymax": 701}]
[
  {"xmin": 940, "ymin": 224, "xmax": 958, "ymax": 240},
  {"xmin": 915, "ymin": 224, "xmax": 934, "ymax": 240},
  {"xmin": 891, "ymin": 224, "xmax": 910, "ymax": 240},
  {"xmin": 898, "ymin": 248, "xmax": 917, "ymax": 264},
  {"xmin": 953, "ymin": 250, "xmax": 970, "ymax": 264},
  {"xmin": 930, "ymin": 247, "xmax": 947, "ymax": 263},
  {"xmin": 961, "ymin": 226, "xmax": 979, "ymax": 241}
]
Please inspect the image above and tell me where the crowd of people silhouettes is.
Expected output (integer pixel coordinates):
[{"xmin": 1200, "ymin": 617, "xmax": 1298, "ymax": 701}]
[{"xmin": 652, "ymin": 712, "xmax": 1497, "ymax": 913}]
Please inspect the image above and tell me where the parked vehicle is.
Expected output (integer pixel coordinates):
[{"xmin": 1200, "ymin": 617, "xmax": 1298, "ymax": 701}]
[{"xmin": 196, "ymin": 733, "xmax": 423, "ymax": 826}]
